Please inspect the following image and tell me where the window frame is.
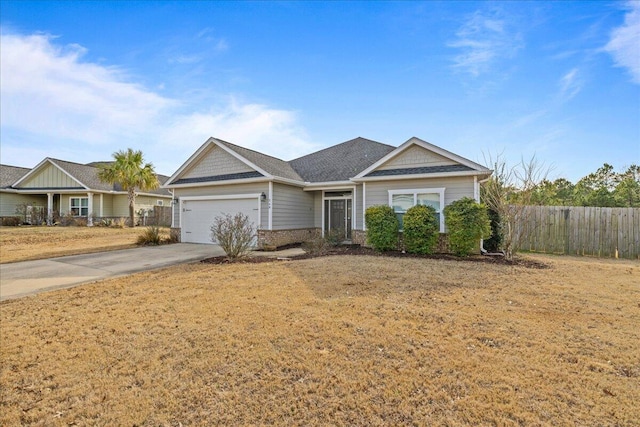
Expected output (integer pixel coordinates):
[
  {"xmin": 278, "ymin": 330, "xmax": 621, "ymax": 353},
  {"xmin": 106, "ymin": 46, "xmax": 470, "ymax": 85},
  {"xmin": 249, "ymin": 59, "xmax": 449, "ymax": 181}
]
[
  {"xmin": 388, "ymin": 188, "xmax": 445, "ymax": 232},
  {"xmin": 69, "ymin": 197, "xmax": 89, "ymax": 217}
]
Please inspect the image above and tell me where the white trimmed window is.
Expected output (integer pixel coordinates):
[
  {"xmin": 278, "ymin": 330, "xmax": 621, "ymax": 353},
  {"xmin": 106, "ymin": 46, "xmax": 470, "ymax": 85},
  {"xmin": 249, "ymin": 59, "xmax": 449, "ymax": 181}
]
[
  {"xmin": 70, "ymin": 197, "xmax": 89, "ymax": 217},
  {"xmin": 157, "ymin": 200, "xmax": 164, "ymax": 206},
  {"xmin": 388, "ymin": 188, "xmax": 445, "ymax": 232}
]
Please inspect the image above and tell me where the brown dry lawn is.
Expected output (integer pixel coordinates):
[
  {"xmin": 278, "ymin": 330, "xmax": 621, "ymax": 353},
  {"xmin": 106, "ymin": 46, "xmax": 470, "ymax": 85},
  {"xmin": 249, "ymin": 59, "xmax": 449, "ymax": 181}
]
[
  {"xmin": 0, "ymin": 226, "xmax": 168, "ymax": 263},
  {"xmin": 1, "ymin": 254, "xmax": 638, "ymax": 426}
]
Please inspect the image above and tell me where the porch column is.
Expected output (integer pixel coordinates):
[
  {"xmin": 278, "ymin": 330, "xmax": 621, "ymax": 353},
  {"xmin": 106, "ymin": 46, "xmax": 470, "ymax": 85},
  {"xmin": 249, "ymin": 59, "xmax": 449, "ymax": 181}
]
[
  {"xmin": 99, "ymin": 194, "xmax": 104, "ymax": 218},
  {"xmin": 47, "ymin": 193, "xmax": 53, "ymax": 226},
  {"xmin": 87, "ymin": 192, "xmax": 94, "ymax": 226}
]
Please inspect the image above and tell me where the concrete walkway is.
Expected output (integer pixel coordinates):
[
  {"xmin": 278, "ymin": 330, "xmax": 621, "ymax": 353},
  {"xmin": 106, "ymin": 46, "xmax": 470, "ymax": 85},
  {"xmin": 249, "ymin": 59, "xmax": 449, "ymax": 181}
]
[{"xmin": 0, "ymin": 243, "xmax": 223, "ymax": 301}]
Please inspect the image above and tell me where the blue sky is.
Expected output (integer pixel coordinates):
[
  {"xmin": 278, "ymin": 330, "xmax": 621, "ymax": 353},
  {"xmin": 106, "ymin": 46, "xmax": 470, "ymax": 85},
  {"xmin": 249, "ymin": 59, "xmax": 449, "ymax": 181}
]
[{"xmin": 1, "ymin": 1, "xmax": 638, "ymax": 181}]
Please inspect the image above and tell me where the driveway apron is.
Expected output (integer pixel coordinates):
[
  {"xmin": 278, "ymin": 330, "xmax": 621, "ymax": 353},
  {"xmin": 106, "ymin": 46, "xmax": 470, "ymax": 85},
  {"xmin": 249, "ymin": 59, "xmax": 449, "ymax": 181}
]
[{"xmin": 0, "ymin": 243, "xmax": 223, "ymax": 301}]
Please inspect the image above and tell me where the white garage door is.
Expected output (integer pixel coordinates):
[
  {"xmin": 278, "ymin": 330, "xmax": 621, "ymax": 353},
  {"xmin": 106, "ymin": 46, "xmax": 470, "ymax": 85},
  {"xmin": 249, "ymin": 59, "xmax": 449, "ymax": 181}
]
[{"xmin": 181, "ymin": 197, "xmax": 259, "ymax": 244}]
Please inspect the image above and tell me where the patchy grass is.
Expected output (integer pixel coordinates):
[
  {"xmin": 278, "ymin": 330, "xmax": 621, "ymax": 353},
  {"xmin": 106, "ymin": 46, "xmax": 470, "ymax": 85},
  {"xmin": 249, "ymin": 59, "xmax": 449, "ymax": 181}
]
[
  {"xmin": 0, "ymin": 226, "xmax": 170, "ymax": 263},
  {"xmin": 1, "ymin": 254, "xmax": 638, "ymax": 426}
]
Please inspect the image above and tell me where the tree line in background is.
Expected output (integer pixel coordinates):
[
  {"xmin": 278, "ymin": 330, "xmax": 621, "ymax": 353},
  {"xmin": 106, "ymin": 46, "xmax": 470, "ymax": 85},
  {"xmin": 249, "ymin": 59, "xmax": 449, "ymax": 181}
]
[{"xmin": 529, "ymin": 163, "xmax": 640, "ymax": 208}]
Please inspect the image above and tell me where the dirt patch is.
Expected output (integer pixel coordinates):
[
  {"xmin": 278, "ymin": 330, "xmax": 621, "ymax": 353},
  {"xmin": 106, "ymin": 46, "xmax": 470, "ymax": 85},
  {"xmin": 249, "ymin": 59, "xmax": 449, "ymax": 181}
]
[
  {"xmin": 1, "ymin": 254, "xmax": 638, "ymax": 426},
  {"xmin": 0, "ymin": 226, "xmax": 170, "ymax": 263},
  {"xmin": 203, "ymin": 245, "xmax": 549, "ymax": 269}
]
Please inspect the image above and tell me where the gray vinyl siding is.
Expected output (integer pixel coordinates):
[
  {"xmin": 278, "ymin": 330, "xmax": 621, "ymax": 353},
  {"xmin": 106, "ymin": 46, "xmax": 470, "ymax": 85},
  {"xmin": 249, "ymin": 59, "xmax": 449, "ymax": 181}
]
[
  {"xmin": 272, "ymin": 183, "xmax": 314, "ymax": 230},
  {"xmin": 0, "ymin": 192, "xmax": 47, "ymax": 217},
  {"xmin": 354, "ymin": 184, "xmax": 364, "ymax": 230},
  {"xmin": 365, "ymin": 176, "xmax": 475, "ymax": 230},
  {"xmin": 313, "ymin": 192, "xmax": 322, "ymax": 228},
  {"xmin": 18, "ymin": 164, "xmax": 81, "ymax": 188},
  {"xmin": 173, "ymin": 182, "xmax": 269, "ymax": 229}
]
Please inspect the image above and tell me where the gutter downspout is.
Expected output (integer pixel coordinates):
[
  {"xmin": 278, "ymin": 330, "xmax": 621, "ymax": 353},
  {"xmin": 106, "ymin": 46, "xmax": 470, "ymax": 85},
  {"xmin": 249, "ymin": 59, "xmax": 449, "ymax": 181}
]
[{"xmin": 477, "ymin": 176, "xmax": 491, "ymax": 255}]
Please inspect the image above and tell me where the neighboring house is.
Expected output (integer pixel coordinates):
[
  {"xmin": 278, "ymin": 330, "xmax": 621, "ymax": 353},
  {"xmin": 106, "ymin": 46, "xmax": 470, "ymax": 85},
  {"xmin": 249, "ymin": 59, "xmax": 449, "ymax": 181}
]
[
  {"xmin": 0, "ymin": 158, "xmax": 172, "ymax": 225},
  {"xmin": 163, "ymin": 136, "xmax": 492, "ymax": 247}
]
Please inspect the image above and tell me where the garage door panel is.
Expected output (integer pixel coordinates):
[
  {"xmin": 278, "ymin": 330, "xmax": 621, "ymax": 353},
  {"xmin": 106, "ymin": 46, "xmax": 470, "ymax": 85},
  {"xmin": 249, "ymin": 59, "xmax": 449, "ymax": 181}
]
[{"xmin": 182, "ymin": 198, "xmax": 259, "ymax": 245}]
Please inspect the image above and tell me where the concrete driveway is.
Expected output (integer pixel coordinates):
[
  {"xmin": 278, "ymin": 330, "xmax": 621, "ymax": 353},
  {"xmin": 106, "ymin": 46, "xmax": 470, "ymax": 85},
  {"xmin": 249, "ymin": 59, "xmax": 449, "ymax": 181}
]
[{"xmin": 0, "ymin": 243, "xmax": 224, "ymax": 301}]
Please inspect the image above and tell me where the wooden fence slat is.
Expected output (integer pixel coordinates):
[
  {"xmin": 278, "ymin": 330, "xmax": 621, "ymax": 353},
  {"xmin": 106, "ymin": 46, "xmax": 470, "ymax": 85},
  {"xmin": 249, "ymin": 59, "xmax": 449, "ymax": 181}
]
[{"xmin": 513, "ymin": 205, "xmax": 639, "ymax": 259}]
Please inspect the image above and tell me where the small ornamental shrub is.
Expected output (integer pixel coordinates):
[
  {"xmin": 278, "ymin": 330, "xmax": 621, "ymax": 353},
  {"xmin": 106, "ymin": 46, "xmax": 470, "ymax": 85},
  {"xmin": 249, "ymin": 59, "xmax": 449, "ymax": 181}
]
[
  {"xmin": 483, "ymin": 207, "xmax": 503, "ymax": 253},
  {"xmin": 403, "ymin": 204, "xmax": 439, "ymax": 254},
  {"xmin": 211, "ymin": 212, "xmax": 255, "ymax": 260},
  {"xmin": 324, "ymin": 228, "xmax": 344, "ymax": 247},
  {"xmin": 137, "ymin": 225, "xmax": 162, "ymax": 246},
  {"xmin": 302, "ymin": 237, "xmax": 330, "ymax": 256},
  {"xmin": 365, "ymin": 205, "xmax": 399, "ymax": 251},
  {"xmin": 444, "ymin": 197, "xmax": 491, "ymax": 256},
  {"xmin": 168, "ymin": 228, "xmax": 180, "ymax": 243}
]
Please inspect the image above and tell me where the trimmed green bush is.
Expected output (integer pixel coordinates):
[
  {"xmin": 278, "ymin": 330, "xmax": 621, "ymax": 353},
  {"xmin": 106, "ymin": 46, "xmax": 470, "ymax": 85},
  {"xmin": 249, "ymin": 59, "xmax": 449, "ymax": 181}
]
[
  {"xmin": 365, "ymin": 205, "xmax": 398, "ymax": 251},
  {"xmin": 483, "ymin": 207, "xmax": 503, "ymax": 253},
  {"xmin": 403, "ymin": 204, "xmax": 439, "ymax": 254},
  {"xmin": 443, "ymin": 197, "xmax": 491, "ymax": 256}
]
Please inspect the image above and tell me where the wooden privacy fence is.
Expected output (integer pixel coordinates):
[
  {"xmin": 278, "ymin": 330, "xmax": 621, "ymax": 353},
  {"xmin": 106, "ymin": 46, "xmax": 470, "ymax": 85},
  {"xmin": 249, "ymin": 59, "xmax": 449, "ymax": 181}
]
[
  {"xmin": 145, "ymin": 206, "xmax": 172, "ymax": 227},
  {"xmin": 516, "ymin": 206, "xmax": 640, "ymax": 259}
]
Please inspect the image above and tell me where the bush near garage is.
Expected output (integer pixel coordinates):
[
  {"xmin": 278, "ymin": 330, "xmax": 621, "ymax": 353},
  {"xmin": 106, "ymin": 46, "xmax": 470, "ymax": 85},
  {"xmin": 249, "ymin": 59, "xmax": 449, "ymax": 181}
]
[
  {"xmin": 403, "ymin": 204, "xmax": 439, "ymax": 255},
  {"xmin": 211, "ymin": 212, "xmax": 255, "ymax": 260},
  {"xmin": 444, "ymin": 197, "xmax": 491, "ymax": 257},
  {"xmin": 364, "ymin": 205, "xmax": 399, "ymax": 252}
]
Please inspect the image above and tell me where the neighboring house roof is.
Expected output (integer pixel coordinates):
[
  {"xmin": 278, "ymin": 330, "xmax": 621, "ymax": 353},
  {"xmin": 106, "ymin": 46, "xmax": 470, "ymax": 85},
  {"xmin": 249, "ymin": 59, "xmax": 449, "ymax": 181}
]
[
  {"xmin": 289, "ymin": 137, "xmax": 396, "ymax": 183},
  {"xmin": 7, "ymin": 158, "xmax": 171, "ymax": 196},
  {"xmin": 0, "ymin": 164, "xmax": 31, "ymax": 189}
]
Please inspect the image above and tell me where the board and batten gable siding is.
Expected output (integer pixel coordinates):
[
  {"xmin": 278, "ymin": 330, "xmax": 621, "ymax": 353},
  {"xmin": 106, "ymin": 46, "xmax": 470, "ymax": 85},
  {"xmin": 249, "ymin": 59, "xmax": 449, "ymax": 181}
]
[
  {"xmin": 18, "ymin": 164, "xmax": 81, "ymax": 189},
  {"xmin": 179, "ymin": 146, "xmax": 254, "ymax": 180},
  {"xmin": 0, "ymin": 193, "xmax": 47, "ymax": 216},
  {"xmin": 271, "ymin": 183, "xmax": 314, "ymax": 230},
  {"xmin": 173, "ymin": 182, "xmax": 269, "ymax": 229},
  {"xmin": 376, "ymin": 145, "xmax": 457, "ymax": 171}
]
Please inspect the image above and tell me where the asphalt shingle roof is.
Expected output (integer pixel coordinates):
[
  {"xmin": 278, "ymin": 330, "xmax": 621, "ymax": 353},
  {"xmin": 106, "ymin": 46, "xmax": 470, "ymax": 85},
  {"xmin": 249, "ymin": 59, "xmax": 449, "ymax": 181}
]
[
  {"xmin": 216, "ymin": 139, "xmax": 304, "ymax": 182},
  {"xmin": 10, "ymin": 158, "xmax": 172, "ymax": 196},
  {"xmin": 366, "ymin": 164, "xmax": 474, "ymax": 177},
  {"xmin": 0, "ymin": 165, "xmax": 31, "ymax": 188},
  {"xmin": 289, "ymin": 137, "xmax": 396, "ymax": 182},
  {"xmin": 173, "ymin": 171, "xmax": 263, "ymax": 185}
]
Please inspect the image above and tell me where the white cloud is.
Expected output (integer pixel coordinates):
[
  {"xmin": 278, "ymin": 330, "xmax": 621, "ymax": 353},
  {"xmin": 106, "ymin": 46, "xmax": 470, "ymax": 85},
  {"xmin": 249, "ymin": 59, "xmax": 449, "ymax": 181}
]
[
  {"xmin": 0, "ymin": 31, "xmax": 315, "ymax": 173},
  {"xmin": 558, "ymin": 68, "xmax": 583, "ymax": 101},
  {"xmin": 448, "ymin": 9, "xmax": 523, "ymax": 76},
  {"xmin": 604, "ymin": 1, "xmax": 640, "ymax": 84}
]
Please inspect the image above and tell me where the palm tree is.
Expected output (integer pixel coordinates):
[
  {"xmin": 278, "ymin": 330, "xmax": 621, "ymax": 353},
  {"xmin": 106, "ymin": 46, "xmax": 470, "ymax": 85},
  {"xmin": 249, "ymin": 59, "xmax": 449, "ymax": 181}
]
[{"xmin": 98, "ymin": 148, "xmax": 159, "ymax": 227}]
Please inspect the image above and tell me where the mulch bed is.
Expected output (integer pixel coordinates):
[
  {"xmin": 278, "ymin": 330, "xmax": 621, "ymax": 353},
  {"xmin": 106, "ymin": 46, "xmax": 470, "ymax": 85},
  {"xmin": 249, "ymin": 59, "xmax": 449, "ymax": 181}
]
[{"xmin": 202, "ymin": 244, "xmax": 549, "ymax": 269}]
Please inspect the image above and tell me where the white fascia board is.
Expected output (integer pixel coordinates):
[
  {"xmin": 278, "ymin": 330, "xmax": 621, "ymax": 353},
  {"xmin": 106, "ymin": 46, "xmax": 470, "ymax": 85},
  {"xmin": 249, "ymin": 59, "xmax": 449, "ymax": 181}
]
[
  {"xmin": 163, "ymin": 176, "xmax": 270, "ymax": 189},
  {"xmin": 353, "ymin": 170, "xmax": 489, "ymax": 182},
  {"xmin": 136, "ymin": 192, "xmax": 173, "ymax": 198},
  {"xmin": 180, "ymin": 193, "xmax": 262, "ymax": 201},
  {"xmin": 353, "ymin": 137, "xmax": 491, "ymax": 179},
  {"xmin": 271, "ymin": 177, "xmax": 306, "ymax": 187},
  {"xmin": 13, "ymin": 188, "xmax": 108, "ymax": 194},
  {"xmin": 163, "ymin": 138, "xmax": 217, "ymax": 187},
  {"xmin": 302, "ymin": 181, "xmax": 354, "ymax": 191}
]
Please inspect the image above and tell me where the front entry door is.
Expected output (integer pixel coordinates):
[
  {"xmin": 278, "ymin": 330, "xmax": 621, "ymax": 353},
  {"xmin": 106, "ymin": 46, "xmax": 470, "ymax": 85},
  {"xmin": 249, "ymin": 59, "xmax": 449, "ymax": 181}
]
[{"xmin": 324, "ymin": 199, "xmax": 352, "ymax": 240}]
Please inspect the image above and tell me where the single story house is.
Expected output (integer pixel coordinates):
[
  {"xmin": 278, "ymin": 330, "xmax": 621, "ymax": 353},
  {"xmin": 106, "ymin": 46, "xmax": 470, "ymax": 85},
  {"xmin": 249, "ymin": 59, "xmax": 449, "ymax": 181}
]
[
  {"xmin": 163, "ymin": 136, "xmax": 492, "ymax": 247},
  {"xmin": 0, "ymin": 158, "xmax": 172, "ymax": 225}
]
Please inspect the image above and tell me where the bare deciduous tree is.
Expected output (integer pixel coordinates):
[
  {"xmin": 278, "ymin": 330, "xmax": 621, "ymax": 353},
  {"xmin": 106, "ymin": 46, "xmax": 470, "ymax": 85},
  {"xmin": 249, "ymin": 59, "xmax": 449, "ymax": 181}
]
[{"xmin": 482, "ymin": 152, "xmax": 550, "ymax": 261}]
